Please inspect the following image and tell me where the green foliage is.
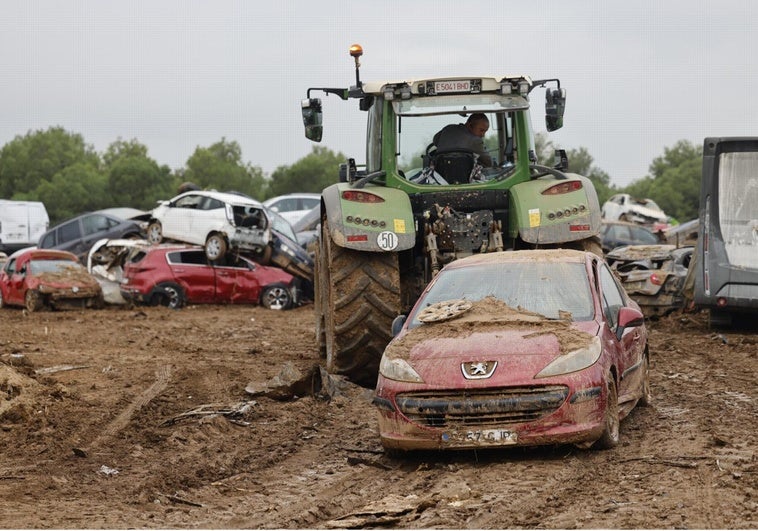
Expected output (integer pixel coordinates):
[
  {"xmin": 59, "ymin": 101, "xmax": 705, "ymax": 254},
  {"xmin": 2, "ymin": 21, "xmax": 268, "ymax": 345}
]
[
  {"xmin": 0, "ymin": 126, "xmax": 100, "ymax": 199},
  {"xmin": 106, "ymin": 156, "xmax": 176, "ymax": 210},
  {"xmin": 623, "ymin": 140, "xmax": 702, "ymax": 222},
  {"xmin": 267, "ymin": 145, "xmax": 346, "ymax": 198},
  {"xmin": 183, "ymin": 138, "xmax": 267, "ymax": 199},
  {"xmin": 33, "ymin": 164, "xmax": 109, "ymax": 224}
]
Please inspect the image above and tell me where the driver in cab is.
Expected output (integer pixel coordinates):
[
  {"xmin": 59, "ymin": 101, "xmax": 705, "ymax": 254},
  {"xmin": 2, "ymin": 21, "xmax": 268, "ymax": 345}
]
[{"xmin": 432, "ymin": 113, "xmax": 493, "ymax": 167}]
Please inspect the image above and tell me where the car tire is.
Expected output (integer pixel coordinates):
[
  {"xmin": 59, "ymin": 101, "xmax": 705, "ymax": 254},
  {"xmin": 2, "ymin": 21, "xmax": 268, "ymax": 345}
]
[
  {"xmin": 0, "ymin": 289, "xmax": 5, "ymax": 309},
  {"xmin": 593, "ymin": 375, "xmax": 620, "ymax": 450},
  {"xmin": 204, "ymin": 233, "xmax": 228, "ymax": 261},
  {"xmin": 638, "ymin": 355, "xmax": 652, "ymax": 407},
  {"xmin": 147, "ymin": 222, "xmax": 163, "ymax": 244},
  {"xmin": 261, "ymin": 284, "xmax": 293, "ymax": 311},
  {"xmin": 152, "ymin": 282, "xmax": 185, "ymax": 310},
  {"xmin": 25, "ymin": 290, "xmax": 43, "ymax": 312}
]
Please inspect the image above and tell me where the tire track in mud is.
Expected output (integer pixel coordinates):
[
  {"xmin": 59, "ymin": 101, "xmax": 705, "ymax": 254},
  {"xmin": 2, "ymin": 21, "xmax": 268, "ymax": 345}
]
[{"xmin": 89, "ymin": 365, "xmax": 172, "ymax": 449}]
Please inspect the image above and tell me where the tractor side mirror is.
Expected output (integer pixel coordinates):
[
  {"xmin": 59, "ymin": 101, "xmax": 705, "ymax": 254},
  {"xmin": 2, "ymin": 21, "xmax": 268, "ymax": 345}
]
[
  {"xmin": 545, "ymin": 88, "xmax": 566, "ymax": 132},
  {"xmin": 301, "ymin": 98, "xmax": 323, "ymax": 142}
]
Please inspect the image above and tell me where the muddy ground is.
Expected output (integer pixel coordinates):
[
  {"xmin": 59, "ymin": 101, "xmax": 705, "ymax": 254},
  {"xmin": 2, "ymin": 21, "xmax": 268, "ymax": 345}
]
[{"xmin": 0, "ymin": 303, "xmax": 755, "ymax": 529}]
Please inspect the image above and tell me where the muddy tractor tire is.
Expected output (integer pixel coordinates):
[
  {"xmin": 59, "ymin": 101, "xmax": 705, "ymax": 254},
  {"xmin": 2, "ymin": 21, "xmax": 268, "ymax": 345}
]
[
  {"xmin": 314, "ymin": 238, "xmax": 327, "ymax": 359},
  {"xmin": 319, "ymin": 220, "xmax": 401, "ymax": 388}
]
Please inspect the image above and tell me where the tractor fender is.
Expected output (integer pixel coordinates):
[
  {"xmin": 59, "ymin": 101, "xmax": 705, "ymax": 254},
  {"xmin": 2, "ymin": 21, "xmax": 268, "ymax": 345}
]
[
  {"xmin": 509, "ymin": 173, "xmax": 601, "ymax": 245},
  {"xmin": 321, "ymin": 182, "xmax": 417, "ymax": 252}
]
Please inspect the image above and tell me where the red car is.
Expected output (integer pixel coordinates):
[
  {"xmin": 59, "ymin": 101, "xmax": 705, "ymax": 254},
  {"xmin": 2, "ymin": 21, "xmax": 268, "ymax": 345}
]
[
  {"xmin": 120, "ymin": 245, "xmax": 298, "ymax": 310},
  {"xmin": 0, "ymin": 248, "xmax": 104, "ymax": 312},
  {"xmin": 373, "ymin": 249, "xmax": 650, "ymax": 453}
]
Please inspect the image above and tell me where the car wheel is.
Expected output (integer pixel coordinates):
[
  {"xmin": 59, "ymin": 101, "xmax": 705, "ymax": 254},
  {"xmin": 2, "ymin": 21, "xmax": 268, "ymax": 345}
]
[
  {"xmin": 205, "ymin": 233, "xmax": 228, "ymax": 261},
  {"xmin": 152, "ymin": 282, "xmax": 185, "ymax": 309},
  {"xmin": 638, "ymin": 355, "xmax": 652, "ymax": 407},
  {"xmin": 593, "ymin": 375, "xmax": 620, "ymax": 450},
  {"xmin": 261, "ymin": 284, "xmax": 292, "ymax": 310},
  {"xmin": 147, "ymin": 222, "xmax": 163, "ymax": 244},
  {"xmin": 25, "ymin": 290, "xmax": 43, "ymax": 312},
  {"xmin": 0, "ymin": 289, "xmax": 5, "ymax": 309}
]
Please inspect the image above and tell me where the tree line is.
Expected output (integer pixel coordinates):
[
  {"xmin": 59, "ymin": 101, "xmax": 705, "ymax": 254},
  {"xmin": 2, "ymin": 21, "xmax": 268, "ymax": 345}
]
[{"xmin": 0, "ymin": 126, "xmax": 702, "ymax": 225}]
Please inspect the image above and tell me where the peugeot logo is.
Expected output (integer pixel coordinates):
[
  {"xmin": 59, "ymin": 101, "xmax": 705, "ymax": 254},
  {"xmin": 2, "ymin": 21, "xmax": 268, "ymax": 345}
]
[{"xmin": 461, "ymin": 361, "xmax": 497, "ymax": 379}]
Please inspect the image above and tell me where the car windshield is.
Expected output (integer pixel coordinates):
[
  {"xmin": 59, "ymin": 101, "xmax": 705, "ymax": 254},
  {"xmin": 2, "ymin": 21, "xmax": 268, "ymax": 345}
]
[
  {"xmin": 29, "ymin": 258, "xmax": 82, "ymax": 274},
  {"xmin": 267, "ymin": 209, "xmax": 297, "ymax": 241},
  {"xmin": 408, "ymin": 261, "xmax": 594, "ymax": 327}
]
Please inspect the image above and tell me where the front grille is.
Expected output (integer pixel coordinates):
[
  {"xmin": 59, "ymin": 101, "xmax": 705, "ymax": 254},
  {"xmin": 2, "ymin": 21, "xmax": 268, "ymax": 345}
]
[{"xmin": 395, "ymin": 386, "xmax": 569, "ymax": 427}]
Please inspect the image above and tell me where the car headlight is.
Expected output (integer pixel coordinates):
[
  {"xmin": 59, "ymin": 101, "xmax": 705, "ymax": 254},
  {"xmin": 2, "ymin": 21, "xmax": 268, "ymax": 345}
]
[
  {"xmin": 535, "ymin": 336, "xmax": 602, "ymax": 378},
  {"xmin": 379, "ymin": 355, "xmax": 424, "ymax": 383}
]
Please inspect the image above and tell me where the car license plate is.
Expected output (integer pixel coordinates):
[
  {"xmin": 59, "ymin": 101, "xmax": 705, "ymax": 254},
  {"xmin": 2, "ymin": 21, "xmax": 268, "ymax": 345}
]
[
  {"xmin": 434, "ymin": 80, "xmax": 471, "ymax": 94},
  {"xmin": 445, "ymin": 429, "xmax": 518, "ymax": 445}
]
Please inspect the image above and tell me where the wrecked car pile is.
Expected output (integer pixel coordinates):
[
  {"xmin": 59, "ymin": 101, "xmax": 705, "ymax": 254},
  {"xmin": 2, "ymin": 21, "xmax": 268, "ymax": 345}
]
[{"xmin": 605, "ymin": 244, "xmax": 695, "ymax": 318}]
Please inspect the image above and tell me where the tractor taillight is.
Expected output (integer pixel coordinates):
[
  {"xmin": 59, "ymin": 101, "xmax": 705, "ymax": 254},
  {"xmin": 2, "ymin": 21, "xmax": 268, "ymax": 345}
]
[
  {"xmin": 541, "ymin": 181, "xmax": 583, "ymax": 195},
  {"xmin": 341, "ymin": 190, "xmax": 385, "ymax": 203}
]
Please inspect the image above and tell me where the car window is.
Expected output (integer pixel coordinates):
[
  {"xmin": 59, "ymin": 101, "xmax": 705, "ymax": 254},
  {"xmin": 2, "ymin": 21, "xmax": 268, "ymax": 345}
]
[
  {"xmin": 40, "ymin": 232, "xmax": 56, "ymax": 248},
  {"xmin": 168, "ymin": 250, "xmax": 207, "ymax": 265},
  {"xmin": 29, "ymin": 258, "xmax": 81, "ymax": 274},
  {"xmin": 301, "ymin": 197, "xmax": 320, "ymax": 210},
  {"xmin": 59, "ymin": 220, "xmax": 82, "ymax": 243},
  {"xmin": 4, "ymin": 258, "xmax": 17, "ymax": 275},
  {"xmin": 599, "ymin": 263, "xmax": 625, "ymax": 329},
  {"xmin": 175, "ymin": 195, "xmax": 202, "ymax": 209},
  {"xmin": 199, "ymin": 197, "xmax": 224, "ymax": 210},
  {"xmin": 271, "ymin": 198, "xmax": 298, "ymax": 212},
  {"xmin": 409, "ymin": 261, "xmax": 594, "ymax": 326},
  {"xmin": 630, "ymin": 226, "xmax": 659, "ymax": 244},
  {"xmin": 82, "ymin": 214, "xmax": 114, "ymax": 235}
]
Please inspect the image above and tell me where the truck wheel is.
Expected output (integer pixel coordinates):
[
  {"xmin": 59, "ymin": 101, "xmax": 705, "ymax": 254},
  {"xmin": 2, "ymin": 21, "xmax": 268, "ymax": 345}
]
[{"xmin": 320, "ymin": 220, "xmax": 401, "ymax": 387}]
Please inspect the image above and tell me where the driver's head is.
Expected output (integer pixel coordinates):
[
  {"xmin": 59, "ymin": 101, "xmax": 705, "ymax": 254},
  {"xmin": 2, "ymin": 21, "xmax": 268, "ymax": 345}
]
[{"xmin": 465, "ymin": 113, "xmax": 489, "ymax": 137}]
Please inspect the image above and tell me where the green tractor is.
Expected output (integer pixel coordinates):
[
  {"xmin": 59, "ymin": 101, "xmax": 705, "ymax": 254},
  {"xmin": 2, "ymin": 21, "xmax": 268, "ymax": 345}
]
[{"xmin": 302, "ymin": 44, "xmax": 602, "ymax": 387}]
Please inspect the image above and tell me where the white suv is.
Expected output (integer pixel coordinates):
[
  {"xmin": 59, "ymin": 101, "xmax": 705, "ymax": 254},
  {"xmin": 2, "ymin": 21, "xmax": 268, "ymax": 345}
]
[{"xmin": 146, "ymin": 191, "xmax": 271, "ymax": 261}]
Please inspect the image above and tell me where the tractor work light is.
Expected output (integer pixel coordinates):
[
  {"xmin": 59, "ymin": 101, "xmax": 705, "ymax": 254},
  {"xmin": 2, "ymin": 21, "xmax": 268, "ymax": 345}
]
[{"xmin": 518, "ymin": 80, "xmax": 530, "ymax": 96}]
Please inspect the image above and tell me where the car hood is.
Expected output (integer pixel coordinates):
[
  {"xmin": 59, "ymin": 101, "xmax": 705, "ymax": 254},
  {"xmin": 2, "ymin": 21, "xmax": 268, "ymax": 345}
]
[{"xmin": 384, "ymin": 298, "xmax": 599, "ymax": 385}]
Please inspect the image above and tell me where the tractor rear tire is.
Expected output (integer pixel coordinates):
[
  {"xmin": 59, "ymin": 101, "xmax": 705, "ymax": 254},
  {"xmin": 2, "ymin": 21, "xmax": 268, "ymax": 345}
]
[{"xmin": 320, "ymin": 220, "xmax": 401, "ymax": 388}]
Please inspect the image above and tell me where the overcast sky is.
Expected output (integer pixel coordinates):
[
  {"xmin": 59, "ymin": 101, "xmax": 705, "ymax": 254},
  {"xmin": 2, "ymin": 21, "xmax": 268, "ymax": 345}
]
[{"xmin": 2, "ymin": 0, "xmax": 757, "ymax": 187}]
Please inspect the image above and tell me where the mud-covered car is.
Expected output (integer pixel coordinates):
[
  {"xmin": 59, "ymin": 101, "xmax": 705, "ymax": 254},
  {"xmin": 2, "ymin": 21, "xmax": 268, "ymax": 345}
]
[
  {"xmin": 605, "ymin": 244, "xmax": 695, "ymax": 318},
  {"xmin": 601, "ymin": 193, "xmax": 669, "ymax": 226},
  {"xmin": 599, "ymin": 220, "xmax": 663, "ymax": 253},
  {"xmin": 146, "ymin": 190, "xmax": 271, "ymax": 261},
  {"xmin": 0, "ymin": 248, "xmax": 103, "ymax": 312},
  {"xmin": 120, "ymin": 245, "xmax": 298, "ymax": 310},
  {"xmin": 373, "ymin": 249, "xmax": 650, "ymax": 453}
]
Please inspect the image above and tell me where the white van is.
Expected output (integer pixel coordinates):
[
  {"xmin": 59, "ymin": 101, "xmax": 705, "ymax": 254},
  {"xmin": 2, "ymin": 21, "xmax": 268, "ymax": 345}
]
[{"xmin": 0, "ymin": 200, "xmax": 50, "ymax": 253}]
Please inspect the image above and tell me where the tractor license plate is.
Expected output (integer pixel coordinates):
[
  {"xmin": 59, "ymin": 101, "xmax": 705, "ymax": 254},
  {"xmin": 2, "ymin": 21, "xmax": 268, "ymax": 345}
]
[
  {"xmin": 434, "ymin": 80, "xmax": 471, "ymax": 94},
  {"xmin": 446, "ymin": 429, "xmax": 518, "ymax": 445}
]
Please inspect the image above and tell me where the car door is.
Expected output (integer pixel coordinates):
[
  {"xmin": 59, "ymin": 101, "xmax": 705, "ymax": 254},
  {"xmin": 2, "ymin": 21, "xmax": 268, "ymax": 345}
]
[
  {"xmin": 80, "ymin": 214, "xmax": 118, "ymax": 255},
  {"xmin": 212, "ymin": 255, "xmax": 260, "ymax": 304},
  {"xmin": 1, "ymin": 257, "xmax": 22, "ymax": 305},
  {"xmin": 191, "ymin": 196, "xmax": 227, "ymax": 243},
  {"xmin": 56, "ymin": 219, "xmax": 85, "ymax": 256},
  {"xmin": 162, "ymin": 194, "xmax": 203, "ymax": 245},
  {"xmin": 598, "ymin": 262, "xmax": 644, "ymax": 403},
  {"xmin": 166, "ymin": 250, "xmax": 216, "ymax": 303}
]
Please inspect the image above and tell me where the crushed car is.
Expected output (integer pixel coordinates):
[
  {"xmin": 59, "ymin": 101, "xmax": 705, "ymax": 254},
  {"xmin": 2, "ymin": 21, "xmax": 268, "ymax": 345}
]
[
  {"xmin": 87, "ymin": 238, "xmax": 153, "ymax": 304},
  {"xmin": 0, "ymin": 248, "xmax": 104, "ymax": 312},
  {"xmin": 601, "ymin": 193, "xmax": 669, "ymax": 226},
  {"xmin": 605, "ymin": 244, "xmax": 695, "ymax": 318},
  {"xmin": 373, "ymin": 249, "xmax": 650, "ymax": 453}
]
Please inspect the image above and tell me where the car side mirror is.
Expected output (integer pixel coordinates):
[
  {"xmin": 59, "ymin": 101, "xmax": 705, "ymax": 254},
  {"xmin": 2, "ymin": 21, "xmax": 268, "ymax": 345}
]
[
  {"xmin": 301, "ymin": 98, "xmax": 323, "ymax": 142},
  {"xmin": 553, "ymin": 149, "xmax": 568, "ymax": 171},
  {"xmin": 391, "ymin": 314, "xmax": 407, "ymax": 337},
  {"xmin": 616, "ymin": 306, "xmax": 645, "ymax": 340},
  {"xmin": 545, "ymin": 87, "xmax": 566, "ymax": 132}
]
